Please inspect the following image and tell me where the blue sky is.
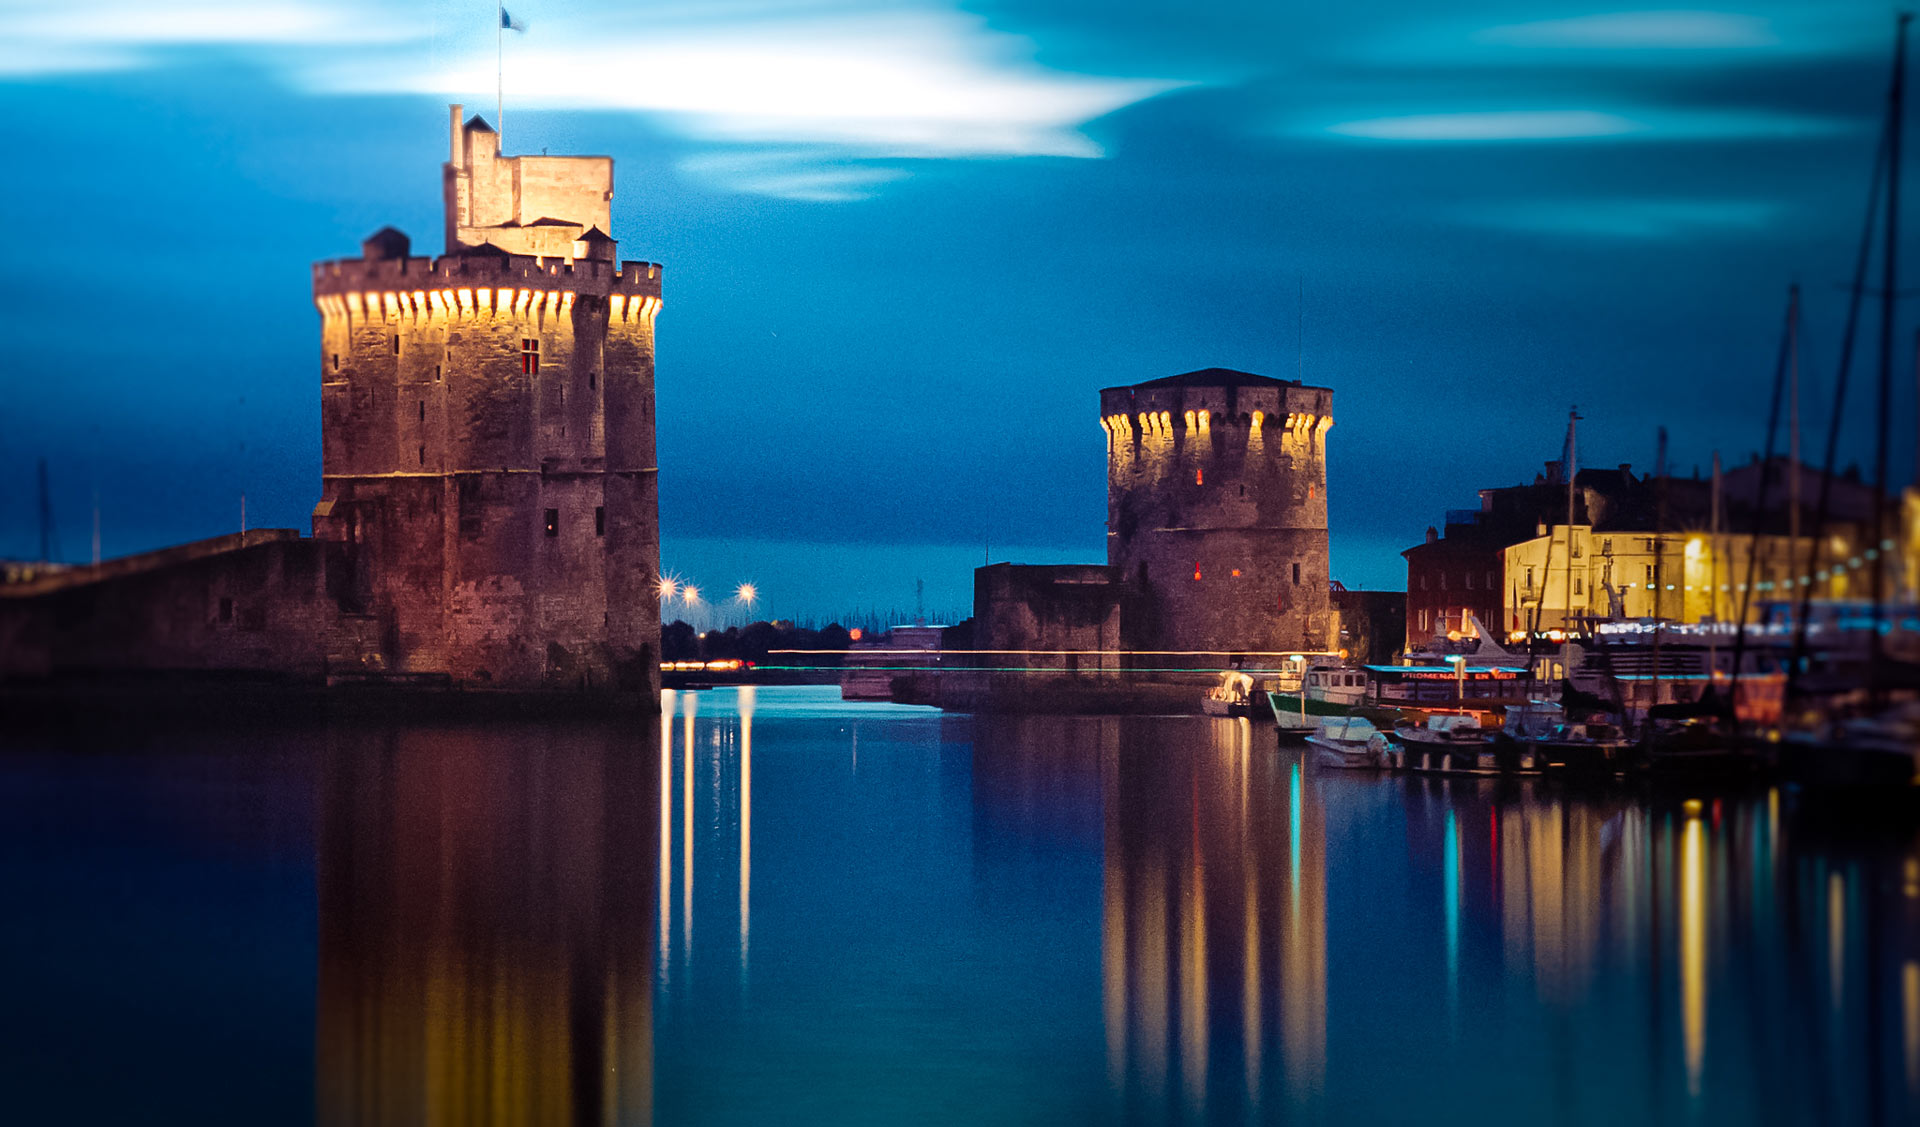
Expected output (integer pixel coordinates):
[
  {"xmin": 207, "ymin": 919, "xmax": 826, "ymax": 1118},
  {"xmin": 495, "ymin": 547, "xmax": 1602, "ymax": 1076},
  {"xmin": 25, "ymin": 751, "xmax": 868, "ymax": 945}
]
[{"xmin": 1, "ymin": 1, "xmax": 1914, "ymax": 620}]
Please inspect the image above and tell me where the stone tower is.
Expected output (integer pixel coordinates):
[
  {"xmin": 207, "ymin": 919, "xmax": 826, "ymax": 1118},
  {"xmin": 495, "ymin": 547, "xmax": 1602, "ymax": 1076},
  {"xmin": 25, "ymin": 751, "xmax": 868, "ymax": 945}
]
[
  {"xmin": 1101, "ymin": 369, "xmax": 1333, "ymax": 658},
  {"xmin": 309, "ymin": 106, "xmax": 662, "ymax": 691}
]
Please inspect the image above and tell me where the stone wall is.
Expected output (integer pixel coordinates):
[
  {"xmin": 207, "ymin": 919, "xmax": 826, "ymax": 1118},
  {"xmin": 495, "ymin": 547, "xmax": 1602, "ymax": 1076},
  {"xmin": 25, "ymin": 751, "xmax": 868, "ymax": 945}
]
[
  {"xmin": 973, "ymin": 564, "xmax": 1125, "ymax": 673},
  {"xmin": 0, "ymin": 531, "xmax": 345, "ymax": 681}
]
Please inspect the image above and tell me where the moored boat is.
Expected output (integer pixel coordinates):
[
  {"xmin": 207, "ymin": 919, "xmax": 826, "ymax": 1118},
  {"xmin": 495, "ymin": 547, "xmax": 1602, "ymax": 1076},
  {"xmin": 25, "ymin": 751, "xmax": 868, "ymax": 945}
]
[{"xmin": 1305, "ymin": 716, "xmax": 1388, "ymax": 769}]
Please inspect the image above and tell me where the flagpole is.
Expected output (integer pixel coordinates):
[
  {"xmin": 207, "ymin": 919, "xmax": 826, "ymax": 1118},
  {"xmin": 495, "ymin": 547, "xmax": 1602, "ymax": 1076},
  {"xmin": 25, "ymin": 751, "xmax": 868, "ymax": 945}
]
[{"xmin": 496, "ymin": 1, "xmax": 503, "ymax": 137}]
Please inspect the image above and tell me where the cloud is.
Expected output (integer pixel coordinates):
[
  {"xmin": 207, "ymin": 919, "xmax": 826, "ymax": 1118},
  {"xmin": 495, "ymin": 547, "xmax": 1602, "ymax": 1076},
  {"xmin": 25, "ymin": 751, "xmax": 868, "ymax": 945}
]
[
  {"xmin": 0, "ymin": 0, "xmax": 1183, "ymax": 197},
  {"xmin": 1473, "ymin": 11, "xmax": 1778, "ymax": 50},
  {"xmin": 1319, "ymin": 106, "xmax": 1849, "ymax": 143},
  {"xmin": 1327, "ymin": 110, "xmax": 1642, "ymax": 141},
  {"xmin": 676, "ymin": 151, "xmax": 909, "ymax": 203},
  {"xmin": 1457, "ymin": 196, "xmax": 1786, "ymax": 239}
]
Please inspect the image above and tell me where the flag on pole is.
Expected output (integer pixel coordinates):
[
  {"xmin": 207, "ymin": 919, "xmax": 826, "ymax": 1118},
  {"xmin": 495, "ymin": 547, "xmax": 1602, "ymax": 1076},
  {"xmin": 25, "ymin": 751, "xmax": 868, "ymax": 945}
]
[{"xmin": 501, "ymin": 7, "xmax": 526, "ymax": 31}]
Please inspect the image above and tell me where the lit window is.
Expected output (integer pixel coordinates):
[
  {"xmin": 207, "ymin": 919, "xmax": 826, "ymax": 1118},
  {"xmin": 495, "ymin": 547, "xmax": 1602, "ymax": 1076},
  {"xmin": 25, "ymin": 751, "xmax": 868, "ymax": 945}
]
[
  {"xmin": 595, "ymin": 506, "xmax": 606, "ymax": 537},
  {"xmin": 1194, "ymin": 563, "xmax": 1202, "ymax": 581},
  {"xmin": 522, "ymin": 338, "xmax": 540, "ymax": 374},
  {"xmin": 544, "ymin": 508, "xmax": 559, "ymax": 538},
  {"xmin": 1230, "ymin": 568, "xmax": 1241, "ymax": 578},
  {"xmin": 1195, "ymin": 468, "xmax": 1203, "ymax": 485}
]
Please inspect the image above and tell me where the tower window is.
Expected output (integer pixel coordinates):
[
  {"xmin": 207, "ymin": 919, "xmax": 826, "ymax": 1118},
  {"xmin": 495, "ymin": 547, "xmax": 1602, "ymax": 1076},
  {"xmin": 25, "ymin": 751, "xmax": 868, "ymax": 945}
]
[
  {"xmin": 392, "ymin": 335, "xmax": 401, "ymax": 355},
  {"xmin": 218, "ymin": 597, "xmax": 233, "ymax": 623},
  {"xmin": 544, "ymin": 508, "xmax": 559, "ymax": 538},
  {"xmin": 595, "ymin": 507, "xmax": 606, "ymax": 536},
  {"xmin": 434, "ymin": 364, "xmax": 442, "ymax": 382},
  {"xmin": 1193, "ymin": 563, "xmax": 1202, "ymax": 581},
  {"xmin": 418, "ymin": 445, "xmax": 425, "ymax": 466},
  {"xmin": 589, "ymin": 371, "xmax": 597, "ymax": 390},
  {"xmin": 418, "ymin": 401, "xmax": 425, "ymax": 422},
  {"xmin": 522, "ymin": 338, "xmax": 540, "ymax": 374},
  {"xmin": 332, "ymin": 353, "xmax": 340, "ymax": 371},
  {"xmin": 1195, "ymin": 468, "xmax": 1203, "ymax": 485},
  {"xmin": 1292, "ymin": 562, "xmax": 1301, "ymax": 585}
]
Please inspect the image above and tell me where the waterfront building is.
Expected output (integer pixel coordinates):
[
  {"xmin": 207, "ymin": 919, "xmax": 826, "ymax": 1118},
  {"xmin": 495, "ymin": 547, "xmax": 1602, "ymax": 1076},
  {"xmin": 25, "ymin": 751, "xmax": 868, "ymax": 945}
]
[{"xmin": 1403, "ymin": 452, "xmax": 1890, "ymax": 649}]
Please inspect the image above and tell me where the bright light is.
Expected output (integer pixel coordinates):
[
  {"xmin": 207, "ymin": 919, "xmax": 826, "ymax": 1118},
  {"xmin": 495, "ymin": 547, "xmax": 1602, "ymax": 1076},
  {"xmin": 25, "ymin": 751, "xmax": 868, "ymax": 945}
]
[
  {"xmin": 735, "ymin": 583, "xmax": 757, "ymax": 604},
  {"xmin": 1686, "ymin": 537, "xmax": 1704, "ymax": 559},
  {"xmin": 656, "ymin": 576, "xmax": 679, "ymax": 599},
  {"xmin": 683, "ymin": 585, "xmax": 701, "ymax": 605}
]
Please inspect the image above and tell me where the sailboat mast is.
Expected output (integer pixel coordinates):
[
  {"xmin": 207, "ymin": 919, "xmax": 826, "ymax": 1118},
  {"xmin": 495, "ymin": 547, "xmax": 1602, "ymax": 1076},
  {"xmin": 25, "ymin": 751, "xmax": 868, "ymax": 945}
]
[{"xmin": 1870, "ymin": 12, "xmax": 1909, "ymax": 679}]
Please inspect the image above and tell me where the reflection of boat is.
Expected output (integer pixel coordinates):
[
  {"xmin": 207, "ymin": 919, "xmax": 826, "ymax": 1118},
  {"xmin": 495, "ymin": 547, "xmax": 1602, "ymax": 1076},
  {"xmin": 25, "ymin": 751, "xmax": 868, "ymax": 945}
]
[
  {"xmin": 1202, "ymin": 670, "xmax": 1257, "ymax": 717},
  {"xmin": 1305, "ymin": 716, "xmax": 1387, "ymax": 769}
]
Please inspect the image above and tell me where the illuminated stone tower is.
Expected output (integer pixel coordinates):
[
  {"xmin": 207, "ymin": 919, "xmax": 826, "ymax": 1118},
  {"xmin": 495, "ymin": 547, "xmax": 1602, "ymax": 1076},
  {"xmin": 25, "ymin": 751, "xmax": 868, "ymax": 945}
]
[
  {"xmin": 310, "ymin": 106, "xmax": 662, "ymax": 691},
  {"xmin": 1101, "ymin": 369, "xmax": 1333, "ymax": 657}
]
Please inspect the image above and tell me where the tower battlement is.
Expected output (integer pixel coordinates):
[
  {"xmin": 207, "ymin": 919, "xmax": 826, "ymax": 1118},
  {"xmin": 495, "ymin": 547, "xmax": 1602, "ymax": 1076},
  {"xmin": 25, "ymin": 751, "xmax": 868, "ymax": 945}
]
[{"xmin": 312, "ymin": 252, "xmax": 662, "ymax": 325}]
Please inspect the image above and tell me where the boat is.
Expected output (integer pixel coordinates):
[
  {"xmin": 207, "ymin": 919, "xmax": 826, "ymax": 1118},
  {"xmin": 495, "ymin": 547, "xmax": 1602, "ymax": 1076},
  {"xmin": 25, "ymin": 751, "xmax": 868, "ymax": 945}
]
[
  {"xmin": 1521, "ymin": 719, "xmax": 1635, "ymax": 774},
  {"xmin": 1304, "ymin": 716, "xmax": 1388, "ymax": 770},
  {"xmin": 1265, "ymin": 662, "xmax": 1366, "ymax": 730},
  {"xmin": 1202, "ymin": 670, "xmax": 1257, "ymax": 718},
  {"xmin": 1392, "ymin": 713, "xmax": 1494, "ymax": 773}
]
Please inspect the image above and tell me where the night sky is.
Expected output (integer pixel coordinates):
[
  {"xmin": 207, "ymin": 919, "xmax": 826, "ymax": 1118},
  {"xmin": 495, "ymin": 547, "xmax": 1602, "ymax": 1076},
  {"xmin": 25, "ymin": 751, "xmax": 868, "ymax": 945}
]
[{"xmin": 2, "ymin": 1, "xmax": 1915, "ymax": 621}]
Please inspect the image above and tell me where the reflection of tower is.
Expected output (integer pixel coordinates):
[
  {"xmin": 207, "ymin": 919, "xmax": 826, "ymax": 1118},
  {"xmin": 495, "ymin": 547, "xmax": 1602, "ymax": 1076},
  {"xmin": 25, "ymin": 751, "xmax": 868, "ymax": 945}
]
[{"xmin": 315, "ymin": 722, "xmax": 655, "ymax": 1125}]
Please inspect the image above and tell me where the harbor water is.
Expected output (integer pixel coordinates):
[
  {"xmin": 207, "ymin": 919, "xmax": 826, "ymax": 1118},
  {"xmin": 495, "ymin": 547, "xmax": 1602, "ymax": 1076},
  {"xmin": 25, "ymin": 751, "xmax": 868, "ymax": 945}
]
[{"xmin": 1, "ymin": 685, "xmax": 1914, "ymax": 1124}]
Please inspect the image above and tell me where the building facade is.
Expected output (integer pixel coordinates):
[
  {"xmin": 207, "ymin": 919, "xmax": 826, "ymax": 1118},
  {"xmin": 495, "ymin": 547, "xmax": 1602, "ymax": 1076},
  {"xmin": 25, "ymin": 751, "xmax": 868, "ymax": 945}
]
[
  {"xmin": 310, "ymin": 107, "xmax": 663, "ymax": 690},
  {"xmin": 1501, "ymin": 525, "xmax": 1861, "ymax": 633},
  {"xmin": 1101, "ymin": 369, "xmax": 1334, "ymax": 659}
]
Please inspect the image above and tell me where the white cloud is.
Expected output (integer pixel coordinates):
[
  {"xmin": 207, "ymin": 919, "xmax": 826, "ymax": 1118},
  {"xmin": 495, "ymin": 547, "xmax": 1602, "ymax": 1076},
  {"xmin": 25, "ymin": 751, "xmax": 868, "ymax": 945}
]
[
  {"xmin": 1474, "ymin": 11, "xmax": 1778, "ymax": 50},
  {"xmin": 1328, "ymin": 110, "xmax": 1642, "ymax": 141},
  {"xmin": 0, "ymin": 0, "xmax": 1183, "ymax": 198},
  {"xmin": 1320, "ymin": 106, "xmax": 1848, "ymax": 143}
]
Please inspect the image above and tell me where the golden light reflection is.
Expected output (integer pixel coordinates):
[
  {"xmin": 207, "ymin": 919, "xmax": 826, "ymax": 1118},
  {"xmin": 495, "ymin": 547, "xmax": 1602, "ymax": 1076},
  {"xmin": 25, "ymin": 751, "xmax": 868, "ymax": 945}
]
[
  {"xmin": 1830, "ymin": 870, "xmax": 1846, "ymax": 1012},
  {"xmin": 683, "ymin": 692, "xmax": 697, "ymax": 957},
  {"xmin": 1681, "ymin": 813, "xmax": 1707, "ymax": 1097},
  {"xmin": 659, "ymin": 690, "xmax": 675, "ymax": 976},
  {"xmin": 739, "ymin": 685, "xmax": 755, "ymax": 980},
  {"xmin": 1179, "ymin": 845, "xmax": 1208, "ymax": 1113},
  {"xmin": 1905, "ymin": 961, "xmax": 1920, "ymax": 1097}
]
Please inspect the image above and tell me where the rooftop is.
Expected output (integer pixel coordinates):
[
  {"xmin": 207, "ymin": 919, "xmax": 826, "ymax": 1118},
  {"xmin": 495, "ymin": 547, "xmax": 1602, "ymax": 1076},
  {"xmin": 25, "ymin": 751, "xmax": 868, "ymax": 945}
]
[{"xmin": 1104, "ymin": 367, "xmax": 1328, "ymax": 393}]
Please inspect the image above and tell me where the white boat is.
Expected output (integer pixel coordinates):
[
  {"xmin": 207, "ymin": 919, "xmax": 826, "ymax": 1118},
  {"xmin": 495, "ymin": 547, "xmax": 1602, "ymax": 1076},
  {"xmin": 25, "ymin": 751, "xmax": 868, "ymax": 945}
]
[
  {"xmin": 1201, "ymin": 670, "xmax": 1256, "ymax": 717},
  {"xmin": 1304, "ymin": 716, "xmax": 1387, "ymax": 769}
]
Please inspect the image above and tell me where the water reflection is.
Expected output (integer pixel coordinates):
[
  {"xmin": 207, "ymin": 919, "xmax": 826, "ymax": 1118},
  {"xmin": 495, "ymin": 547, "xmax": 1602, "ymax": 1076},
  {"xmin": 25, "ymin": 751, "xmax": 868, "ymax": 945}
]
[
  {"xmin": 970, "ymin": 712, "xmax": 1920, "ymax": 1124},
  {"xmin": 315, "ymin": 722, "xmax": 657, "ymax": 1126}
]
